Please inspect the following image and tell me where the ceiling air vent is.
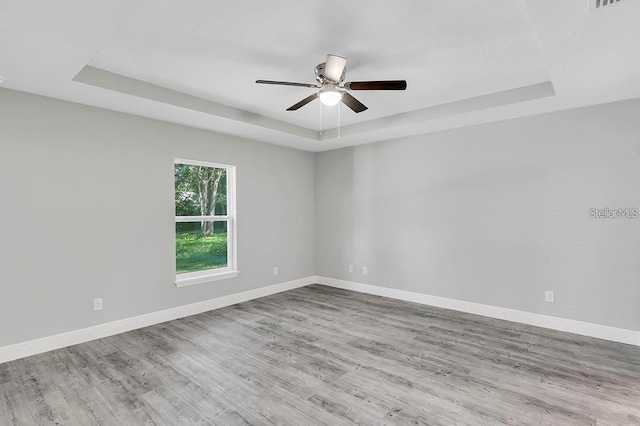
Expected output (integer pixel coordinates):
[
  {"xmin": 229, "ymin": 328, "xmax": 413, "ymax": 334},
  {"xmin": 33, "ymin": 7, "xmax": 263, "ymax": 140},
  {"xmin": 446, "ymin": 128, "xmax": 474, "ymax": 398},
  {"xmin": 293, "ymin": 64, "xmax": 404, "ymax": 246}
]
[{"xmin": 591, "ymin": 0, "xmax": 622, "ymax": 11}]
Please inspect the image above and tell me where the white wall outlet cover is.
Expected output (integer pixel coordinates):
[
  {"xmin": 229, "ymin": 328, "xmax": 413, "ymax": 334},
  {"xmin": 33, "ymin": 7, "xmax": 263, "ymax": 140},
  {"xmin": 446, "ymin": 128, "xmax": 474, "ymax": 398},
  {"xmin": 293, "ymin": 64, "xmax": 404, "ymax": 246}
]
[
  {"xmin": 362, "ymin": 266, "xmax": 368, "ymax": 275},
  {"xmin": 93, "ymin": 298, "xmax": 103, "ymax": 311},
  {"xmin": 545, "ymin": 291, "xmax": 555, "ymax": 303},
  {"xmin": 349, "ymin": 265, "xmax": 353, "ymax": 272},
  {"xmin": 273, "ymin": 266, "xmax": 278, "ymax": 275}
]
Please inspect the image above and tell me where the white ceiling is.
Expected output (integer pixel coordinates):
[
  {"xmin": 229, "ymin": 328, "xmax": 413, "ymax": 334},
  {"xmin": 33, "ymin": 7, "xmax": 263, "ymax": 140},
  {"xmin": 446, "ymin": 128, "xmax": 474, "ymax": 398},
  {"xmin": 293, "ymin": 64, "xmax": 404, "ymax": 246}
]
[{"xmin": 1, "ymin": 0, "xmax": 639, "ymax": 152}]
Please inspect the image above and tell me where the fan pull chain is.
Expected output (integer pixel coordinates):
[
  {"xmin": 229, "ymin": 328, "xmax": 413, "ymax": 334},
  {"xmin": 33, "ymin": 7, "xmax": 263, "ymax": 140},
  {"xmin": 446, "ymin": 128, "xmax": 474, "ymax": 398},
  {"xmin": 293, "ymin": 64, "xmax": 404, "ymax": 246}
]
[{"xmin": 338, "ymin": 102, "xmax": 341, "ymax": 139}]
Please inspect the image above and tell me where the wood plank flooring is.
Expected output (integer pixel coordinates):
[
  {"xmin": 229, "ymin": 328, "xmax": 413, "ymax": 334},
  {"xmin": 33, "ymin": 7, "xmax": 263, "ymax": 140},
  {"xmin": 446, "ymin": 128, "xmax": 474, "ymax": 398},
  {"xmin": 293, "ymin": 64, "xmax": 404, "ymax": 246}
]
[{"xmin": 1, "ymin": 284, "xmax": 639, "ymax": 425}]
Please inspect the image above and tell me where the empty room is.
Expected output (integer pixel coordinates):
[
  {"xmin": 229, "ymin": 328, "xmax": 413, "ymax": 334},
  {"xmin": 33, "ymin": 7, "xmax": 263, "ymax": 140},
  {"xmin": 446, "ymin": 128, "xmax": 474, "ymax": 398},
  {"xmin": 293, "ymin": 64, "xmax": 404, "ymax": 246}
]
[{"xmin": 1, "ymin": 0, "xmax": 639, "ymax": 425}]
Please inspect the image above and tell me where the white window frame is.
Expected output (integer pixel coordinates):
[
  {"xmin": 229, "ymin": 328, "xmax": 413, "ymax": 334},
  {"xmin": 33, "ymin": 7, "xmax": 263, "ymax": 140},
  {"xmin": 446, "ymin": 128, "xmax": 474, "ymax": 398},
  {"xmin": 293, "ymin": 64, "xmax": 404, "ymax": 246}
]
[{"xmin": 174, "ymin": 158, "xmax": 238, "ymax": 287}]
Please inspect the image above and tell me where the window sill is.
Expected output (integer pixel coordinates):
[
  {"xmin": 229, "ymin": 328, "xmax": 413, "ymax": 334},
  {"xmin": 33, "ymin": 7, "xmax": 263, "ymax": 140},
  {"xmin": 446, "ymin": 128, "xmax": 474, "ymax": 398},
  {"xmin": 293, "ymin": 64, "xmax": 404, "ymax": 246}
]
[{"xmin": 175, "ymin": 270, "xmax": 239, "ymax": 288}]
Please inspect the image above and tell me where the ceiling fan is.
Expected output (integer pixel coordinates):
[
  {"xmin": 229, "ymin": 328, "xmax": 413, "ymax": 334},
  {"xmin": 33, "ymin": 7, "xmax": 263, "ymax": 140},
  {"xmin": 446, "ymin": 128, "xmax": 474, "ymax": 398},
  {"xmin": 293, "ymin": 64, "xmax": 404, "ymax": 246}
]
[{"xmin": 256, "ymin": 54, "xmax": 407, "ymax": 113}]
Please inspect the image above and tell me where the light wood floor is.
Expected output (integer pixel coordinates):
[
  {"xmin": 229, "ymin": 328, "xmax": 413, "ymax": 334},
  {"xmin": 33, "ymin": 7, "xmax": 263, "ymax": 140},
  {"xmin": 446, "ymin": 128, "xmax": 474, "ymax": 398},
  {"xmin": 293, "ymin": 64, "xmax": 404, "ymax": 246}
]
[{"xmin": 1, "ymin": 285, "xmax": 639, "ymax": 425}]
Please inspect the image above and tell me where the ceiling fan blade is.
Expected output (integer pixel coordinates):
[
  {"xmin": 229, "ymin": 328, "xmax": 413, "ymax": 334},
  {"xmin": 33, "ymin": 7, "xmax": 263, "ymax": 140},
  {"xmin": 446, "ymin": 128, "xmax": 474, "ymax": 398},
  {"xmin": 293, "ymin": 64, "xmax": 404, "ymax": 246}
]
[
  {"xmin": 256, "ymin": 80, "xmax": 319, "ymax": 88},
  {"xmin": 324, "ymin": 54, "xmax": 347, "ymax": 83},
  {"xmin": 344, "ymin": 80, "xmax": 407, "ymax": 91},
  {"xmin": 286, "ymin": 93, "xmax": 319, "ymax": 111},
  {"xmin": 341, "ymin": 92, "xmax": 368, "ymax": 113}
]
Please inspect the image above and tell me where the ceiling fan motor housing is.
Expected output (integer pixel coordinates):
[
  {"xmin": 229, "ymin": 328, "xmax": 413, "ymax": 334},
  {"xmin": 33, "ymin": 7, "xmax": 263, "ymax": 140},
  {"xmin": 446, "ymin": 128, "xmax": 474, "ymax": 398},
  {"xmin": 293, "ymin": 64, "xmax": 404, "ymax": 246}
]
[{"xmin": 315, "ymin": 63, "xmax": 346, "ymax": 84}]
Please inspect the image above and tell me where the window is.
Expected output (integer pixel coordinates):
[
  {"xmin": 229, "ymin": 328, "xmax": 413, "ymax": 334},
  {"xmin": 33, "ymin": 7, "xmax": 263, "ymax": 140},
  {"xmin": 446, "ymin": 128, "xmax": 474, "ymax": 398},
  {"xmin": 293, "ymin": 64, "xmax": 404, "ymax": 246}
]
[{"xmin": 174, "ymin": 159, "xmax": 237, "ymax": 286}]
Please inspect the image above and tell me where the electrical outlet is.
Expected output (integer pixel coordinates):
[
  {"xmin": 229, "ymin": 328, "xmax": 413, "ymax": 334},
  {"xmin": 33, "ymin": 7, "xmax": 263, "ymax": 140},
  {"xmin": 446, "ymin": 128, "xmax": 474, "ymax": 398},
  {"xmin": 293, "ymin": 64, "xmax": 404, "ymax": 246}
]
[
  {"xmin": 545, "ymin": 291, "xmax": 555, "ymax": 303},
  {"xmin": 93, "ymin": 298, "xmax": 103, "ymax": 311},
  {"xmin": 362, "ymin": 266, "xmax": 368, "ymax": 275},
  {"xmin": 273, "ymin": 266, "xmax": 278, "ymax": 276},
  {"xmin": 349, "ymin": 265, "xmax": 353, "ymax": 273}
]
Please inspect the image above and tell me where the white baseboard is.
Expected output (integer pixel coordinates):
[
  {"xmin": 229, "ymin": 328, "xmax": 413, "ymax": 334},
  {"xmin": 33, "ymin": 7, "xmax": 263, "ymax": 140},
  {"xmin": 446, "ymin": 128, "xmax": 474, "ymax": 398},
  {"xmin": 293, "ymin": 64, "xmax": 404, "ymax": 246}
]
[
  {"xmin": 314, "ymin": 276, "xmax": 640, "ymax": 347},
  {"xmin": 0, "ymin": 276, "xmax": 315, "ymax": 364},
  {"xmin": 3, "ymin": 275, "xmax": 637, "ymax": 364}
]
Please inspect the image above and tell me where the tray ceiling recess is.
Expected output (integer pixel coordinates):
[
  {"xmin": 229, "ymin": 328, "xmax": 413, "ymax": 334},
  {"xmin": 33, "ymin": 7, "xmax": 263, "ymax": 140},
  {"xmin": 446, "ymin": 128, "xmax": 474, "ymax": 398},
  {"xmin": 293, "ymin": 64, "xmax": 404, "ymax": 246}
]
[{"xmin": 2, "ymin": 0, "xmax": 640, "ymax": 151}]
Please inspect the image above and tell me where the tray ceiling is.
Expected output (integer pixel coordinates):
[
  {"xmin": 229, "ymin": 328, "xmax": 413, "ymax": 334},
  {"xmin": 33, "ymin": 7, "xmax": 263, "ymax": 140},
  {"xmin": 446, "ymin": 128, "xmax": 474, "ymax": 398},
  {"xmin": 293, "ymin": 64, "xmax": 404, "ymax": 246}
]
[{"xmin": 1, "ymin": 0, "xmax": 639, "ymax": 151}]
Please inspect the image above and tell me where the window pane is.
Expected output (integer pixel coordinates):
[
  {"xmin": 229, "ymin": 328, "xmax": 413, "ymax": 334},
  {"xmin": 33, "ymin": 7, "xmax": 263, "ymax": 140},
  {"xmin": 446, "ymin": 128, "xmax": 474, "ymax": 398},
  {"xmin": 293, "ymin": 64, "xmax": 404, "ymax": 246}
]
[
  {"xmin": 175, "ymin": 164, "xmax": 227, "ymax": 216},
  {"xmin": 176, "ymin": 221, "xmax": 228, "ymax": 274}
]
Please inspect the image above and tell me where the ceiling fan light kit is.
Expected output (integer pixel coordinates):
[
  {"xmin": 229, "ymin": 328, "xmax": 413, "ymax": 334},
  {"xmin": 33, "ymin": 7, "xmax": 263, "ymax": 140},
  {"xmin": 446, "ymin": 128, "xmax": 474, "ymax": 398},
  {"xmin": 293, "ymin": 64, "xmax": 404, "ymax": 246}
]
[
  {"xmin": 256, "ymin": 54, "xmax": 407, "ymax": 113},
  {"xmin": 318, "ymin": 87, "xmax": 342, "ymax": 106}
]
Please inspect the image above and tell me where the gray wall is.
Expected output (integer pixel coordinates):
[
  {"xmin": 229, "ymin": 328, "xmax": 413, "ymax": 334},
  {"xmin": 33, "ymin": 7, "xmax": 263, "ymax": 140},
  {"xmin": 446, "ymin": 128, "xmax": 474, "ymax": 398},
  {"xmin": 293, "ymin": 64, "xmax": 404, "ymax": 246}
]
[
  {"xmin": 316, "ymin": 99, "xmax": 640, "ymax": 331},
  {"xmin": 2, "ymin": 87, "xmax": 639, "ymax": 349},
  {"xmin": 0, "ymin": 89, "xmax": 315, "ymax": 347}
]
